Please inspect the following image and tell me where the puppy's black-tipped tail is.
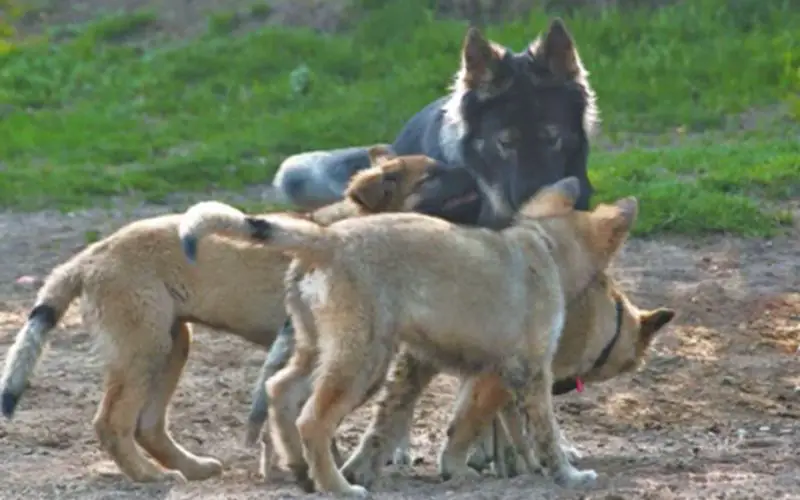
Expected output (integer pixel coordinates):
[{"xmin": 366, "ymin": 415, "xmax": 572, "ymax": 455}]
[
  {"xmin": 1, "ymin": 257, "xmax": 84, "ymax": 418},
  {"xmin": 178, "ymin": 201, "xmax": 273, "ymax": 262},
  {"xmin": 178, "ymin": 200, "xmax": 333, "ymax": 263}
]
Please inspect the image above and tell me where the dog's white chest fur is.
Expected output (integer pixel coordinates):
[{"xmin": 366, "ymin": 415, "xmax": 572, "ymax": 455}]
[{"xmin": 298, "ymin": 269, "xmax": 330, "ymax": 306}]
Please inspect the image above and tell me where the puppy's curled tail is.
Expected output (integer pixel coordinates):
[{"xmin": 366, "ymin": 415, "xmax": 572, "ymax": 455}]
[
  {"xmin": 1, "ymin": 258, "xmax": 84, "ymax": 419},
  {"xmin": 179, "ymin": 200, "xmax": 333, "ymax": 262}
]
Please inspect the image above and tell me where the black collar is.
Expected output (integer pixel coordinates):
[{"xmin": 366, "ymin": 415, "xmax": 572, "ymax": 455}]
[{"xmin": 551, "ymin": 296, "xmax": 624, "ymax": 396}]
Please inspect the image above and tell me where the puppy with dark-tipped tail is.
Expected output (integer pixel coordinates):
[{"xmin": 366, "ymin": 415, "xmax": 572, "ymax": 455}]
[{"xmin": 0, "ymin": 147, "xmax": 439, "ymax": 484}]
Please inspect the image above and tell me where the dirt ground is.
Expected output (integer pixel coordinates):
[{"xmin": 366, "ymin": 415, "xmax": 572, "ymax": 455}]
[
  {"xmin": 0, "ymin": 198, "xmax": 798, "ymax": 500},
  {"xmin": 3, "ymin": 1, "xmax": 799, "ymax": 498}
]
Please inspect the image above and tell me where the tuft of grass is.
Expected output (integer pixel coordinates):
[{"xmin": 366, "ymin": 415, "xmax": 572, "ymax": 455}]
[
  {"xmin": 0, "ymin": 0, "xmax": 797, "ymax": 237},
  {"xmin": 79, "ymin": 10, "xmax": 158, "ymax": 44},
  {"xmin": 207, "ymin": 11, "xmax": 242, "ymax": 36},
  {"xmin": 248, "ymin": 2, "xmax": 272, "ymax": 20},
  {"xmin": 591, "ymin": 137, "xmax": 798, "ymax": 237}
]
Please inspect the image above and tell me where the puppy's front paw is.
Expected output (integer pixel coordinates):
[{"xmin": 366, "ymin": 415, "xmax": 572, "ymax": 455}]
[
  {"xmin": 159, "ymin": 469, "xmax": 189, "ymax": 484},
  {"xmin": 182, "ymin": 456, "xmax": 223, "ymax": 481},
  {"xmin": 439, "ymin": 453, "xmax": 481, "ymax": 482},
  {"xmin": 341, "ymin": 453, "xmax": 380, "ymax": 488},
  {"xmin": 466, "ymin": 443, "xmax": 492, "ymax": 472},
  {"xmin": 288, "ymin": 463, "xmax": 315, "ymax": 493},
  {"xmin": 553, "ymin": 465, "xmax": 597, "ymax": 488},
  {"xmin": 342, "ymin": 484, "xmax": 370, "ymax": 498}
]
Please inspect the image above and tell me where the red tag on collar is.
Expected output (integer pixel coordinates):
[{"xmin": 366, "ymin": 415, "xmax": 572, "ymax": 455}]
[{"xmin": 575, "ymin": 377, "xmax": 585, "ymax": 393}]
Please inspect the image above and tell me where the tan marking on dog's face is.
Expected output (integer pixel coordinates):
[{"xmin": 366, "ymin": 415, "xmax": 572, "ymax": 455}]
[{"xmin": 345, "ymin": 155, "xmax": 439, "ymax": 213}]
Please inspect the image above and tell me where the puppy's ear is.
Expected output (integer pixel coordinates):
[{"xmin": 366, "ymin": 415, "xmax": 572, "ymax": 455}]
[
  {"xmin": 590, "ymin": 196, "xmax": 638, "ymax": 256},
  {"xmin": 345, "ymin": 162, "xmax": 400, "ymax": 213},
  {"xmin": 518, "ymin": 176, "xmax": 581, "ymax": 219},
  {"xmin": 528, "ymin": 18, "xmax": 581, "ymax": 80},
  {"xmin": 638, "ymin": 308, "xmax": 676, "ymax": 344},
  {"xmin": 460, "ymin": 27, "xmax": 507, "ymax": 94},
  {"xmin": 367, "ymin": 144, "xmax": 395, "ymax": 167},
  {"xmin": 398, "ymin": 155, "xmax": 440, "ymax": 186}
]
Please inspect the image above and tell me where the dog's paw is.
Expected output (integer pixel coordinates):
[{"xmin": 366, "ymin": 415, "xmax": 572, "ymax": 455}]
[
  {"xmin": 338, "ymin": 484, "xmax": 370, "ymax": 498},
  {"xmin": 502, "ymin": 449, "xmax": 536, "ymax": 478},
  {"xmin": 553, "ymin": 466, "xmax": 597, "ymax": 488},
  {"xmin": 341, "ymin": 454, "xmax": 380, "ymax": 488},
  {"xmin": 439, "ymin": 455, "xmax": 481, "ymax": 482},
  {"xmin": 465, "ymin": 444, "xmax": 492, "ymax": 472},
  {"xmin": 440, "ymin": 465, "xmax": 480, "ymax": 483},
  {"xmin": 388, "ymin": 446, "xmax": 413, "ymax": 466},
  {"xmin": 159, "ymin": 469, "xmax": 189, "ymax": 485},
  {"xmin": 288, "ymin": 463, "xmax": 315, "ymax": 493},
  {"xmin": 182, "ymin": 456, "xmax": 223, "ymax": 481}
]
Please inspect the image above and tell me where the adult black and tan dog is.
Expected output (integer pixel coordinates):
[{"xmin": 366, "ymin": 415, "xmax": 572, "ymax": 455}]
[
  {"xmin": 272, "ymin": 18, "xmax": 597, "ymax": 222},
  {"xmin": 248, "ymin": 18, "xmax": 600, "ymax": 466}
]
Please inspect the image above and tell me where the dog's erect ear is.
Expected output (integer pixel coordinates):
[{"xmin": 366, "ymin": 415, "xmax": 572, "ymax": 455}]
[
  {"xmin": 529, "ymin": 18, "xmax": 581, "ymax": 79},
  {"xmin": 460, "ymin": 27, "xmax": 506, "ymax": 92},
  {"xmin": 367, "ymin": 144, "xmax": 395, "ymax": 166},
  {"xmin": 590, "ymin": 196, "xmax": 638, "ymax": 256},
  {"xmin": 639, "ymin": 308, "xmax": 676, "ymax": 344},
  {"xmin": 345, "ymin": 161, "xmax": 401, "ymax": 212},
  {"xmin": 518, "ymin": 176, "xmax": 581, "ymax": 219}
]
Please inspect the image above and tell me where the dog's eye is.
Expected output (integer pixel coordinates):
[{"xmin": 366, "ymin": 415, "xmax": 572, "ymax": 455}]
[
  {"xmin": 494, "ymin": 129, "xmax": 518, "ymax": 157},
  {"xmin": 539, "ymin": 125, "xmax": 562, "ymax": 150}
]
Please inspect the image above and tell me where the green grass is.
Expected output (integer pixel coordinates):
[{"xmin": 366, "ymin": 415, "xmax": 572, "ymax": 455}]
[
  {"xmin": 0, "ymin": 0, "xmax": 798, "ymax": 237},
  {"xmin": 591, "ymin": 137, "xmax": 798, "ymax": 236}
]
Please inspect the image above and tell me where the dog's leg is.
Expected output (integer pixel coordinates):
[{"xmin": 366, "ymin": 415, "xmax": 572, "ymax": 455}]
[
  {"xmin": 246, "ymin": 318, "xmax": 295, "ymax": 448},
  {"xmin": 342, "ymin": 348, "xmax": 437, "ymax": 488},
  {"xmin": 558, "ymin": 428, "xmax": 584, "ymax": 463},
  {"xmin": 296, "ymin": 330, "xmax": 393, "ymax": 497},
  {"xmin": 92, "ymin": 317, "xmax": 186, "ymax": 483},
  {"xmin": 439, "ymin": 373, "xmax": 510, "ymax": 481},
  {"xmin": 266, "ymin": 346, "xmax": 315, "ymax": 492},
  {"xmin": 516, "ymin": 365, "xmax": 596, "ymax": 488},
  {"xmin": 465, "ymin": 421, "xmax": 493, "ymax": 473},
  {"xmin": 390, "ymin": 433, "xmax": 412, "ymax": 467},
  {"xmin": 496, "ymin": 402, "xmax": 539, "ymax": 477},
  {"xmin": 135, "ymin": 321, "xmax": 223, "ymax": 480}
]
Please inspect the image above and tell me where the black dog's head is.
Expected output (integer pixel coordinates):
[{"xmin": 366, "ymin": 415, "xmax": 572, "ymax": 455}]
[{"xmin": 439, "ymin": 19, "xmax": 597, "ymax": 212}]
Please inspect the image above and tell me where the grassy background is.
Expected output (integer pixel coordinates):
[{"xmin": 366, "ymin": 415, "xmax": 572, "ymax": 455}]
[{"xmin": 0, "ymin": 0, "xmax": 798, "ymax": 236}]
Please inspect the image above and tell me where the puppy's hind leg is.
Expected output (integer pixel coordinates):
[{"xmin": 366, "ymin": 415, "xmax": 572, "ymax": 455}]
[
  {"xmin": 135, "ymin": 321, "xmax": 223, "ymax": 481},
  {"xmin": 92, "ymin": 300, "xmax": 186, "ymax": 483},
  {"xmin": 297, "ymin": 327, "xmax": 394, "ymax": 497},
  {"xmin": 516, "ymin": 364, "xmax": 596, "ymax": 488},
  {"xmin": 342, "ymin": 347, "xmax": 438, "ymax": 488},
  {"xmin": 266, "ymin": 346, "xmax": 315, "ymax": 491},
  {"xmin": 439, "ymin": 374, "xmax": 510, "ymax": 481}
]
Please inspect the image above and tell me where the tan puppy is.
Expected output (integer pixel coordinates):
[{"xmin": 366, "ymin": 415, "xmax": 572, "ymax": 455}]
[
  {"xmin": 180, "ymin": 177, "xmax": 639, "ymax": 496},
  {"xmin": 340, "ymin": 273, "xmax": 675, "ymax": 487},
  {"xmin": 0, "ymin": 147, "xmax": 438, "ymax": 484}
]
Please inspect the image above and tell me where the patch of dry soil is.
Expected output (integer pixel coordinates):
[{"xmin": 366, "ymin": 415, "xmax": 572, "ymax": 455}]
[{"xmin": 0, "ymin": 203, "xmax": 798, "ymax": 499}]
